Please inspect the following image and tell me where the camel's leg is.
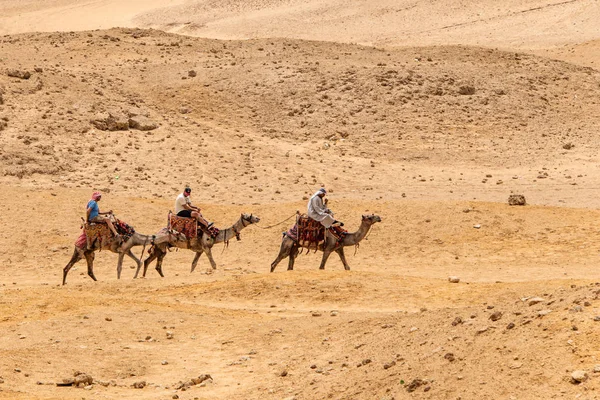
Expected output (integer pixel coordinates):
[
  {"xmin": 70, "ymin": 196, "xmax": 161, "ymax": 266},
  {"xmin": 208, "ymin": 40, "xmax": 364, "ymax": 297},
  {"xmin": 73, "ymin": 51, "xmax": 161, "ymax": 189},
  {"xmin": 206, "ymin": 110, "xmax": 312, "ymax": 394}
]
[
  {"xmin": 318, "ymin": 249, "xmax": 334, "ymax": 270},
  {"xmin": 270, "ymin": 236, "xmax": 293, "ymax": 272},
  {"xmin": 117, "ymin": 250, "xmax": 139, "ymax": 280},
  {"xmin": 84, "ymin": 251, "xmax": 97, "ymax": 281},
  {"xmin": 335, "ymin": 247, "xmax": 351, "ymax": 271},
  {"xmin": 155, "ymin": 249, "xmax": 168, "ymax": 278},
  {"xmin": 62, "ymin": 247, "xmax": 83, "ymax": 285},
  {"xmin": 142, "ymin": 247, "xmax": 159, "ymax": 278},
  {"xmin": 126, "ymin": 250, "xmax": 142, "ymax": 279},
  {"xmin": 190, "ymin": 250, "xmax": 204, "ymax": 273},
  {"xmin": 204, "ymin": 246, "xmax": 217, "ymax": 270},
  {"xmin": 287, "ymin": 245, "xmax": 300, "ymax": 271}
]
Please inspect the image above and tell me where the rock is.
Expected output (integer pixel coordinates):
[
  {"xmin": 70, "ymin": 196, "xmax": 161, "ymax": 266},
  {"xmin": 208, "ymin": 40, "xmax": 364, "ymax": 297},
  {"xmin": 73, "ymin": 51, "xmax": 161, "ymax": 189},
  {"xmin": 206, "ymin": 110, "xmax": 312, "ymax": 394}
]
[
  {"xmin": 91, "ymin": 111, "xmax": 129, "ymax": 131},
  {"xmin": 571, "ymin": 370, "xmax": 588, "ymax": 383},
  {"xmin": 563, "ymin": 143, "xmax": 574, "ymax": 150},
  {"xmin": 132, "ymin": 380, "xmax": 146, "ymax": 389},
  {"xmin": 538, "ymin": 310, "xmax": 552, "ymax": 317},
  {"xmin": 161, "ymin": 360, "xmax": 168, "ymax": 365},
  {"xmin": 448, "ymin": 276, "xmax": 460, "ymax": 283},
  {"xmin": 0, "ymin": 92, "xmax": 3, "ymax": 104},
  {"xmin": 508, "ymin": 195, "xmax": 526, "ymax": 206},
  {"xmin": 476, "ymin": 327, "xmax": 489, "ymax": 334},
  {"xmin": 458, "ymin": 85, "xmax": 475, "ymax": 95},
  {"xmin": 179, "ymin": 106, "xmax": 192, "ymax": 114},
  {"xmin": 166, "ymin": 331, "xmax": 174, "ymax": 339},
  {"xmin": 383, "ymin": 360, "xmax": 396, "ymax": 369},
  {"xmin": 570, "ymin": 305, "xmax": 584, "ymax": 313},
  {"xmin": 489, "ymin": 311, "xmax": 503, "ymax": 321},
  {"xmin": 0, "ymin": 120, "xmax": 6, "ymax": 131},
  {"xmin": 311, "ymin": 312, "xmax": 322, "ymax": 317},
  {"xmin": 594, "ymin": 365, "xmax": 600, "ymax": 373},
  {"xmin": 7, "ymin": 69, "xmax": 31, "ymax": 79},
  {"xmin": 452, "ymin": 316, "xmax": 463, "ymax": 326},
  {"xmin": 73, "ymin": 373, "xmax": 93, "ymax": 387},
  {"xmin": 527, "ymin": 297, "xmax": 545, "ymax": 306},
  {"xmin": 188, "ymin": 70, "xmax": 197, "ymax": 78},
  {"xmin": 406, "ymin": 378, "xmax": 425, "ymax": 392},
  {"xmin": 473, "ymin": 224, "xmax": 481, "ymax": 229},
  {"xmin": 0, "ymin": 377, "xmax": 4, "ymax": 384},
  {"xmin": 129, "ymin": 115, "xmax": 158, "ymax": 131},
  {"xmin": 280, "ymin": 370, "xmax": 288, "ymax": 377},
  {"xmin": 444, "ymin": 353, "xmax": 455, "ymax": 362}
]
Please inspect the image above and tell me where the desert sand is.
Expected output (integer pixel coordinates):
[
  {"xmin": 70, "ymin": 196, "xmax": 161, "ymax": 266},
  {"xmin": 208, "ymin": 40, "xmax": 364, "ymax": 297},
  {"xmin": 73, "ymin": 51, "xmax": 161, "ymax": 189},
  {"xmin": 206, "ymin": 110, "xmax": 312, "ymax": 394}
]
[{"xmin": 1, "ymin": 1, "xmax": 600, "ymax": 399}]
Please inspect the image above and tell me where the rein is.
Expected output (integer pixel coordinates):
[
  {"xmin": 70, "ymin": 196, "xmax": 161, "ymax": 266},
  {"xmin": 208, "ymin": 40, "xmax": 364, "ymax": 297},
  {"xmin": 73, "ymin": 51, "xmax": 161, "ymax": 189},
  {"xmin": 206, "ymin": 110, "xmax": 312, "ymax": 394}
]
[
  {"xmin": 254, "ymin": 213, "xmax": 297, "ymax": 230},
  {"xmin": 223, "ymin": 214, "xmax": 251, "ymax": 252},
  {"xmin": 139, "ymin": 234, "xmax": 156, "ymax": 261}
]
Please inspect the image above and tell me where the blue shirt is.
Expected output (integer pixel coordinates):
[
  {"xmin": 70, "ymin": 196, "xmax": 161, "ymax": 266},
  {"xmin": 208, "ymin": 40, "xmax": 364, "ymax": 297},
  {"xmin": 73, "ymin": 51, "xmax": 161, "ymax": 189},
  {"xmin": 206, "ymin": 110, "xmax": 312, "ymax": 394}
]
[{"xmin": 87, "ymin": 200, "xmax": 99, "ymax": 221}]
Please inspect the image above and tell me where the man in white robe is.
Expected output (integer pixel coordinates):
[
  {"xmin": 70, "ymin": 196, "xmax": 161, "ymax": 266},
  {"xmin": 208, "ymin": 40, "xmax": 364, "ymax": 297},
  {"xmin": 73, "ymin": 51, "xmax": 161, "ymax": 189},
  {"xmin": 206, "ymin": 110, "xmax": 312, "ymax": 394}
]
[{"xmin": 307, "ymin": 188, "xmax": 342, "ymax": 228}]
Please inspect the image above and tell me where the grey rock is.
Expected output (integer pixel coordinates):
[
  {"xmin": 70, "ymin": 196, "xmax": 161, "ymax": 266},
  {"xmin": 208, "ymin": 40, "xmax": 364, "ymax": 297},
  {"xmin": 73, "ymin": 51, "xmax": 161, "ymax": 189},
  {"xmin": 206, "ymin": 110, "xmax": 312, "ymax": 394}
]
[
  {"xmin": 489, "ymin": 311, "xmax": 503, "ymax": 321},
  {"xmin": 7, "ymin": 69, "xmax": 30, "ymax": 79}
]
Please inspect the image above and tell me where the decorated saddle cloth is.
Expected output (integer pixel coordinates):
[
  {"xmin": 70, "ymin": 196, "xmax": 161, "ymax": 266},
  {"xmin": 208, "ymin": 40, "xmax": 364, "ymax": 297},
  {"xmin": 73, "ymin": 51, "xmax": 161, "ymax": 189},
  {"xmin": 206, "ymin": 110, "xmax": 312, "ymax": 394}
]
[
  {"xmin": 169, "ymin": 214, "xmax": 197, "ymax": 239},
  {"xmin": 198, "ymin": 225, "xmax": 220, "ymax": 239},
  {"xmin": 75, "ymin": 219, "xmax": 135, "ymax": 249},
  {"xmin": 286, "ymin": 214, "xmax": 347, "ymax": 249}
]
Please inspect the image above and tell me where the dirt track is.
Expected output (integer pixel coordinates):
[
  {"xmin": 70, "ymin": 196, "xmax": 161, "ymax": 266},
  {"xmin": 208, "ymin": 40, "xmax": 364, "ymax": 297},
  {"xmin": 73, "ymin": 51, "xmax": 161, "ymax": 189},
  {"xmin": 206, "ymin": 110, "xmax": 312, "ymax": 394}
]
[{"xmin": 1, "ymin": 1, "xmax": 600, "ymax": 399}]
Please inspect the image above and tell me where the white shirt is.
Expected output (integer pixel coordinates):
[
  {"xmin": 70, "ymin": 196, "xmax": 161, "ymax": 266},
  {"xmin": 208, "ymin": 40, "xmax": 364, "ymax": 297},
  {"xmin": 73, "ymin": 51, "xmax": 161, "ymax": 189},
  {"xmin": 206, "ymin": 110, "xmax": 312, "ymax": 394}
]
[{"xmin": 175, "ymin": 193, "xmax": 191, "ymax": 214}]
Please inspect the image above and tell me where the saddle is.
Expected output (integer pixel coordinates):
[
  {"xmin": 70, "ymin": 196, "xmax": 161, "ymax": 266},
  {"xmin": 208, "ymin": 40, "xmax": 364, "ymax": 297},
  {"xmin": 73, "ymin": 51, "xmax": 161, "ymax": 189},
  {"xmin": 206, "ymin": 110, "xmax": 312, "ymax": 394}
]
[
  {"xmin": 75, "ymin": 218, "xmax": 135, "ymax": 250},
  {"xmin": 168, "ymin": 213, "xmax": 198, "ymax": 239},
  {"xmin": 286, "ymin": 214, "xmax": 347, "ymax": 250},
  {"xmin": 168, "ymin": 213, "xmax": 219, "ymax": 239}
]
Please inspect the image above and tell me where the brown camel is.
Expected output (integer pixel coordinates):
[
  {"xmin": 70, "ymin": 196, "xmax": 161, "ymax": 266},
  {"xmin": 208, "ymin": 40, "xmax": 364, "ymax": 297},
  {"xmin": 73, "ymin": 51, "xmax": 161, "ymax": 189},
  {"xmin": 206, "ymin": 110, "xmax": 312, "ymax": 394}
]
[
  {"xmin": 270, "ymin": 214, "xmax": 381, "ymax": 272},
  {"xmin": 62, "ymin": 230, "xmax": 183, "ymax": 285},
  {"xmin": 143, "ymin": 213, "xmax": 261, "ymax": 277}
]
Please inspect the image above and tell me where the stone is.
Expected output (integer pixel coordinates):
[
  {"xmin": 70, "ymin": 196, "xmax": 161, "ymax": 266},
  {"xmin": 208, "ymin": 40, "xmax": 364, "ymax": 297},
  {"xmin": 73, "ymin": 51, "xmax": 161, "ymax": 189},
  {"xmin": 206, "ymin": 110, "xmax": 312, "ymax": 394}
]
[
  {"xmin": 538, "ymin": 310, "xmax": 552, "ymax": 317},
  {"xmin": 73, "ymin": 373, "xmax": 93, "ymax": 387},
  {"xmin": 132, "ymin": 380, "xmax": 146, "ymax": 389},
  {"xmin": 527, "ymin": 297, "xmax": 545, "ymax": 306},
  {"xmin": 448, "ymin": 276, "xmax": 460, "ymax": 283},
  {"xmin": 129, "ymin": 115, "xmax": 158, "ymax": 131},
  {"xmin": 571, "ymin": 370, "xmax": 588, "ymax": 383},
  {"xmin": 166, "ymin": 331, "xmax": 174, "ymax": 339},
  {"xmin": 91, "ymin": 112, "xmax": 129, "ymax": 131},
  {"xmin": 7, "ymin": 69, "xmax": 31, "ymax": 79},
  {"xmin": 506, "ymin": 322, "xmax": 515, "ymax": 329},
  {"xmin": 489, "ymin": 311, "xmax": 502, "ymax": 321},
  {"xmin": 406, "ymin": 378, "xmax": 425, "ymax": 392},
  {"xmin": 383, "ymin": 361, "xmax": 396, "ymax": 369},
  {"xmin": 444, "ymin": 353, "xmax": 455, "ymax": 362},
  {"xmin": 451, "ymin": 316, "xmax": 463, "ymax": 326},
  {"xmin": 188, "ymin": 70, "xmax": 197, "ymax": 77},
  {"xmin": 508, "ymin": 194, "xmax": 526, "ymax": 206},
  {"xmin": 593, "ymin": 365, "xmax": 600, "ymax": 373}
]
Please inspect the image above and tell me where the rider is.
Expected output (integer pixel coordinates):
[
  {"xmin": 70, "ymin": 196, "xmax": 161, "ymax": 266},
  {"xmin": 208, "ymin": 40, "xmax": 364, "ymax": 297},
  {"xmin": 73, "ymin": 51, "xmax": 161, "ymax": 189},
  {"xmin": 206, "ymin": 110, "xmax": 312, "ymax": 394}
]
[
  {"xmin": 174, "ymin": 187, "xmax": 213, "ymax": 229},
  {"xmin": 87, "ymin": 191, "xmax": 119, "ymax": 236},
  {"xmin": 307, "ymin": 188, "xmax": 343, "ymax": 228}
]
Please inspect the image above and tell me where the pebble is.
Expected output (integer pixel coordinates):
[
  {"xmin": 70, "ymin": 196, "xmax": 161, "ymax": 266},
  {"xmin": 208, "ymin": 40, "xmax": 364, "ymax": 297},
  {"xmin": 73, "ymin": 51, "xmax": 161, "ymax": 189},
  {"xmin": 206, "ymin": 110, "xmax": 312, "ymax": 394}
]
[
  {"xmin": 489, "ymin": 311, "xmax": 503, "ymax": 321},
  {"xmin": 161, "ymin": 360, "xmax": 169, "ymax": 365},
  {"xmin": 571, "ymin": 370, "xmax": 588, "ymax": 383},
  {"xmin": 594, "ymin": 365, "xmax": 600, "ymax": 373},
  {"xmin": 538, "ymin": 310, "xmax": 552, "ymax": 317},
  {"xmin": 166, "ymin": 331, "xmax": 174, "ymax": 339},
  {"xmin": 448, "ymin": 276, "xmax": 460, "ymax": 283},
  {"xmin": 527, "ymin": 297, "xmax": 545, "ymax": 306}
]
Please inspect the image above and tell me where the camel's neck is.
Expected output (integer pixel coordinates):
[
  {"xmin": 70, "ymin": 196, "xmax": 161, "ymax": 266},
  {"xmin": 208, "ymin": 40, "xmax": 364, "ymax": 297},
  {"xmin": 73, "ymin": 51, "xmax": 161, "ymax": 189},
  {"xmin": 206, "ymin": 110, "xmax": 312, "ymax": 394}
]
[
  {"xmin": 341, "ymin": 221, "xmax": 373, "ymax": 246},
  {"xmin": 130, "ymin": 232, "xmax": 162, "ymax": 246},
  {"xmin": 214, "ymin": 218, "xmax": 250, "ymax": 244}
]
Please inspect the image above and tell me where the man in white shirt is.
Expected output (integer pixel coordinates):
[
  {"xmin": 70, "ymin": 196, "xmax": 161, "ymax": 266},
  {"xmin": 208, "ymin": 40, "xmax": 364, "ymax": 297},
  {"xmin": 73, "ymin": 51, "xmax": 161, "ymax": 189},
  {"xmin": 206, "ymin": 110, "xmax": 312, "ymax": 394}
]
[
  {"xmin": 175, "ymin": 187, "xmax": 212, "ymax": 228},
  {"xmin": 307, "ymin": 188, "xmax": 343, "ymax": 228}
]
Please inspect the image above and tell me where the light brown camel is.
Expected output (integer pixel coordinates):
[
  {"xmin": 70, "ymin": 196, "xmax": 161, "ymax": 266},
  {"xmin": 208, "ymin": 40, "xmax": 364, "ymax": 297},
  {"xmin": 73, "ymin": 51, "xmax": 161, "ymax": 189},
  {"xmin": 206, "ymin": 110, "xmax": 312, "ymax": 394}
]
[
  {"xmin": 62, "ymin": 230, "xmax": 183, "ymax": 285},
  {"xmin": 143, "ymin": 213, "xmax": 261, "ymax": 277},
  {"xmin": 270, "ymin": 214, "xmax": 381, "ymax": 272}
]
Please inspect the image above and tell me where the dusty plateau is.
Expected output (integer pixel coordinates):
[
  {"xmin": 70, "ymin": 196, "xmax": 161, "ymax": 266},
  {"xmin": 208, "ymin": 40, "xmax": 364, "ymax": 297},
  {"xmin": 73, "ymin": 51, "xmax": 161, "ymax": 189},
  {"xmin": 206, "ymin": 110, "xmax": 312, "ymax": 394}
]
[{"xmin": 1, "ymin": 1, "xmax": 600, "ymax": 399}]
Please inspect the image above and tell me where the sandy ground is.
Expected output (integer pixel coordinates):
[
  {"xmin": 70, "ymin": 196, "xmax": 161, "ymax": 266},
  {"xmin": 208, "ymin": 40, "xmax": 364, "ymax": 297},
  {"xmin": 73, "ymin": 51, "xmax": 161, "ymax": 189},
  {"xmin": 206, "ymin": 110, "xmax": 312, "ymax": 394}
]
[{"xmin": 1, "ymin": 1, "xmax": 600, "ymax": 399}]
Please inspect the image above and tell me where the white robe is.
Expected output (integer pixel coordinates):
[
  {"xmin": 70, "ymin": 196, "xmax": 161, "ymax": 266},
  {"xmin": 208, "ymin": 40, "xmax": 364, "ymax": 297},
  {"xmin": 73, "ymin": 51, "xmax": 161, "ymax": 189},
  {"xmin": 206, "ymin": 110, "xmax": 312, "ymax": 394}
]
[{"xmin": 307, "ymin": 192, "xmax": 335, "ymax": 228}]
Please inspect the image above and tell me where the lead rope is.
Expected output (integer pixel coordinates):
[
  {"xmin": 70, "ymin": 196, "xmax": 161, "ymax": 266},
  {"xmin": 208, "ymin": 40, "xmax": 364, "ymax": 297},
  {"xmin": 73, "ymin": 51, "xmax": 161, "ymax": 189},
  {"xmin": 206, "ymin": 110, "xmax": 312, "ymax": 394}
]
[
  {"xmin": 354, "ymin": 225, "xmax": 375, "ymax": 256},
  {"xmin": 254, "ymin": 213, "xmax": 297, "ymax": 230}
]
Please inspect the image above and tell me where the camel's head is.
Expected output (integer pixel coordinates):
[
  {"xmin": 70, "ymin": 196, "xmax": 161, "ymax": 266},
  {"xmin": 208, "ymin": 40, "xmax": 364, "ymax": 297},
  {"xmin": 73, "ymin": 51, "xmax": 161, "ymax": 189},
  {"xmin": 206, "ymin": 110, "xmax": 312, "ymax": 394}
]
[
  {"xmin": 241, "ymin": 213, "xmax": 261, "ymax": 225},
  {"xmin": 362, "ymin": 214, "xmax": 382, "ymax": 224}
]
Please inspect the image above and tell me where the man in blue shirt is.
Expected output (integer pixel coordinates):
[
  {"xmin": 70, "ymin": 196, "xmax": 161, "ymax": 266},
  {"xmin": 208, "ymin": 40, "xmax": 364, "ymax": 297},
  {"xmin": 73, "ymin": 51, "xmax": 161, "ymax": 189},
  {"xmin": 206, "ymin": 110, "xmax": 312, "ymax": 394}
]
[{"xmin": 87, "ymin": 192, "xmax": 119, "ymax": 237}]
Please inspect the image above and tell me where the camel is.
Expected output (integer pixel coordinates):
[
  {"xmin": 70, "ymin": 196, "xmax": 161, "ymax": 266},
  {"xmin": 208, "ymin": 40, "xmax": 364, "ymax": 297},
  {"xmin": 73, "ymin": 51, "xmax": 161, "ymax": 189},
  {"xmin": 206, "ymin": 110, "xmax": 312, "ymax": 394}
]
[
  {"xmin": 142, "ymin": 213, "xmax": 261, "ymax": 277},
  {"xmin": 270, "ymin": 214, "xmax": 381, "ymax": 272},
  {"xmin": 62, "ymin": 229, "xmax": 183, "ymax": 285}
]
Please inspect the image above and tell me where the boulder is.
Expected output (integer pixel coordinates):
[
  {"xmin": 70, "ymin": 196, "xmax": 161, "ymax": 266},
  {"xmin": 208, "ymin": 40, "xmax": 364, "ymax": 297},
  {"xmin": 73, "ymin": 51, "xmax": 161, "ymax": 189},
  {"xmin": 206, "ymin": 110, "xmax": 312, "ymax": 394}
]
[{"xmin": 508, "ymin": 194, "xmax": 526, "ymax": 206}]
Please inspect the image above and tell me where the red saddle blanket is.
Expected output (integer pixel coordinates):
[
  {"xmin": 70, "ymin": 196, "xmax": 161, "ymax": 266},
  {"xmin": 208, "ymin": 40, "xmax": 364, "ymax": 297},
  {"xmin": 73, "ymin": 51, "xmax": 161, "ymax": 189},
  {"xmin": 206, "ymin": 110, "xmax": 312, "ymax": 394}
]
[
  {"xmin": 74, "ymin": 219, "xmax": 135, "ymax": 249},
  {"xmin": 286, "ymin": 215, "xmax": 347, "ymax": 249},
  {"xmin": 169, "ymin": 214, "xmax": 197, "ymax": 239}
]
